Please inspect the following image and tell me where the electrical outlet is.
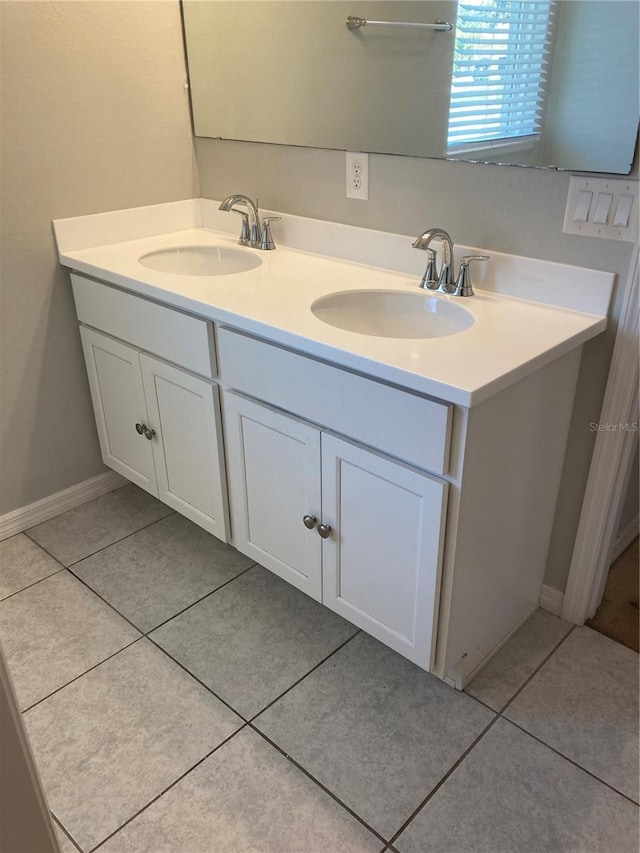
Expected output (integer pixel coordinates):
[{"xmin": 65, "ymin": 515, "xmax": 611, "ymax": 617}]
[{"xmin": 346, "ymin": 152, "xmax": 369, "ymax": 200}]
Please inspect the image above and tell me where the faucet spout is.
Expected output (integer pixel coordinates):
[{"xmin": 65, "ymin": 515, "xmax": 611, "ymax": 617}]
[
  {"xmin": 412, "ymin": 227, "xmax": 455, "ymax": 290},
  {"xmin": 219, "ymin": 194, "xmax": 262, "ymax": 247}
]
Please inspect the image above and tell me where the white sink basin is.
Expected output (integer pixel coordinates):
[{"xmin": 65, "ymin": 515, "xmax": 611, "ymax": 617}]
[
  {"xmin": 311, "ymin": 289, "xmax": 475, "ymax": 339},
  {"xmin": 139, "ymin": 245, "xmax": 262, "ymax": 276}
]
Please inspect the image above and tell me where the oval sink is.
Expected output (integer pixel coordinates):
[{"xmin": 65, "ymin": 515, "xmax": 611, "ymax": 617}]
[
  {"xmin": 139, "ymin": 245, "xmax": 262, "ymax": 276},
  {"xmin": 311, "ymin": 289, "xmax": 475, "ymax": 339}
]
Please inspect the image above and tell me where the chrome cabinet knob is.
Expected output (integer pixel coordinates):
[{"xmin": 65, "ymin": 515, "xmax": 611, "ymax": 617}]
[
  {"xmin": 317, "ymin": 523, "xmax": 332, "ymax": 539},
  {"xmin": 144, "ymin": 427, "xmax": 156, "ymax": 440},
  {"xmin": 135, "ymin": 423, "xmax": 145, "ymax": 435},
  {"xmin": 303, "ymin": 514, "xmax": 317, "ymax": 530}
]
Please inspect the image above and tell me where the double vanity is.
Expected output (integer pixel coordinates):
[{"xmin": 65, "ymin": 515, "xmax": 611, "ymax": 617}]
[{"xmin": 53, "ymin": 199, "xmax": 613, "ymax": 688}]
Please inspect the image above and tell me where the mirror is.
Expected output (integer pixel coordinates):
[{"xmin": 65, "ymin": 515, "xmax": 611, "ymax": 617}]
[{"xmin": 182, "ymin": 0, "xmax": 639, "ymax": 173}]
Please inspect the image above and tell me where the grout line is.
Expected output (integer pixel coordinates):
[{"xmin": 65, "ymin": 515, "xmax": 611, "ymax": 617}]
[
  {"xmin": 462, "ymin": 625, "xmax": 578, "ymax": 717},
  {"xmin": 382, "ymin": 626, "xmax": 586, "ymax": 844},
  {"xmin": 148, "ymin": 618, "xmax": 355, "ymax": 729},
  {"xmin": 65, "ymin": 567, "xmax": 146, "ymax": 635},
  {"xmin": 149, "ymin": 618, "xmax": 359, "ymax": 729},
  {"xmin": 0, "ymin": 566, "xmax": 66, "ymax": 603},
  {"xmin": 18, "ymin": 536, "xmax": 72, "ymax": 572},
  {"xmin": 247, "ymin": 628, "xmax": 361, "ymax": 723},
  {"xmin": 24, "ymin": 510, "xmax": 176, "ymax": 569},
  {"xmin": 387, "ymin": 714, "xmax": 501, "ymax": 848},
  {"xmin": 66, "ymin": 511, "xmax": 176, "ymax": 566},
  {"xmin": 68, "ymin": 553, "xmax": 256, "ymax": 640},
  {"xmin": 145, "ymin": 635, "xmax": 250, "ymax": 723},
  {"xmin": 497, "ymin": 624, "xmax": 576, "ymax": 717},
  {"xmin": 22, "ymin": 637, "xmax": 144, "ymax": 715},
  {"xmin": 87, "ymin": 723, "xmax": 249, "ymax": 853},
  {"xmin": 69, "ymin": 511, "xmax": 179, "ymax": 567},
  {"xmin": 148, "ymin": 562, "xmax": 257, "ymax": 633},
  {"xmin": 52, "ymin": 814, "xmax": 82, "ymax": 853},
  {"xmin": 16, "ymin": 547, "xmax": 354, "ymax": 727},
  {"xmin": 461, "ymin": 691, "xmax": 497, "ymax": 715},
  {"xmin": 249, "ymin": 723, "xmax": 389, "ymax": 847},
  {"xmin": 503, "ymin": 717, "xmax": 640, "ymax": 808},
  {"xmin": 476, "ymin": 622, "xmax": 640, "ymax": 807}
]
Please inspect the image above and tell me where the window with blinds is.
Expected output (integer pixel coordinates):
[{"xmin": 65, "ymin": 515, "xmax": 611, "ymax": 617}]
[{"xmin": 447, "ymin": 0, "xmax": 556, "ymax": 153}]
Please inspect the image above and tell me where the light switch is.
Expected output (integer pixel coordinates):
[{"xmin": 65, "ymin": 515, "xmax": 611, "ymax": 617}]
[
  {"xmin": 613, "ymin": 194, "xmax": 634, "ymax": 227},
  {"xmin": 563, "ymin": 176, "xmax": 638, "ymax": 241},
  {"xmin": 573, "ymin": 190, "xmax": 593, "ymax": 222},
  {"xmin": 592, "ymin": 192, "xmax": 613, "ymax": 225}
]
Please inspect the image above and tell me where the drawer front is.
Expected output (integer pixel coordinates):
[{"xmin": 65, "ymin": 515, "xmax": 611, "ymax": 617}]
[
  {"xmin": 71, "ymin": 273, "xmax": 216, "ymax": 377},
  {"xmin": 218, "ymin": 327, "xmax": 452, "ymax": 476}
]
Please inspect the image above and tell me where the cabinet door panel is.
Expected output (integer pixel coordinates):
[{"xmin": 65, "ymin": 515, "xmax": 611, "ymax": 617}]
[
  {"xmin": 79, "ymin": 327, "xmax": 157, "ymax": 494},
  {"xmin": 223, "ymin": 393, "xmax": 322, "ymax": 601},
  {"xmin": 321, "ymin": 433, "xmax": 447, "ymax": 669},
  {"xmin": 140, "ymin": 355, "xmax": 228, "ymax": 542}
]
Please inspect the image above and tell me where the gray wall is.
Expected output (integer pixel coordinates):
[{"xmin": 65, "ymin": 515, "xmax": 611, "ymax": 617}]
[
  {"xmin": 0, "ymin": 1, "xmax": 197, "ymax": 515},
  {"xmin": 196, "ymin": 138, "xmax": 636, "ymax": 592}
]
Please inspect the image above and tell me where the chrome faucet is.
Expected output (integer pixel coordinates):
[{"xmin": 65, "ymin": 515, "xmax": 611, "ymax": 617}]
[
  {"xmin": 219, "ymin": 194, "xmax": 262, "ymax": 248},
  {"xmin": 413, "ymin": 227, "xmax": 489, "ymax": 296},
  {"xmin": 412, "ymin": 227, "xmax": 455, "ymax": 291}
]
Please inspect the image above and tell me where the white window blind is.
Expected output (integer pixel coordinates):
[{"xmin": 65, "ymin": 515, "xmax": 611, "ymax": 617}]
[{"xmin": 447, "ymin": 0, "xmax": 556, "ymax": 151}]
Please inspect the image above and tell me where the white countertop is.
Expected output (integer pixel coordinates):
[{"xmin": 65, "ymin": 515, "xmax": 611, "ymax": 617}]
[{"xmin": 54, "ymin": 200, "xmax": 614, "ymax": 407}]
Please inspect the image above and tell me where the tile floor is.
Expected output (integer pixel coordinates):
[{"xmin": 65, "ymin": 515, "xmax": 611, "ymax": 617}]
[{"xmin": 0, "ymin": 483, "xmax": 638, "ymax": 853}]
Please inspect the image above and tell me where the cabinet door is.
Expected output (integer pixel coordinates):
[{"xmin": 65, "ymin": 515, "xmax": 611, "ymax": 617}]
[
  {"xmin": 223, "ymin": 392, "xmax": 322, "ymax": 601},
  {"xmin": 79, "ymin": 327, "xmax": 157, "ymax": 494},
  {"xmin": 140, "ymin": 354, "xmax": 229, "ymax": 542},
  {"xmin": 321, "ymin": 433, "xmax": 447, "ymax": 670}
]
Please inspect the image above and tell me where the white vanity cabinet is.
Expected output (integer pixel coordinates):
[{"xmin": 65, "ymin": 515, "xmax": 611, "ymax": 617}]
[
  {"xmin": 68, "ymin": 272, "xmax": 587, "ymax": 687},
  {"xmin": 72, "ymin": 275, "xmax": 229, "ymax": 542},
  {"xmin": 219, "ymin": 329, "xmax": 449, "ymax": 669},
  {"xmin": 55, "ymin": 201, "xmax": 612, "ymax": 691}
]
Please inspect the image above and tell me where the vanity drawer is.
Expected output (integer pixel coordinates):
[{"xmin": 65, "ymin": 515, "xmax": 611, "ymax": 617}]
[
  {"xmin": 218, "ymin": 327, "xmax": 452, "ymax": 475},
  {"xmin": 71, "ymin": 273, "xmax": 216, "ymax": 377}
]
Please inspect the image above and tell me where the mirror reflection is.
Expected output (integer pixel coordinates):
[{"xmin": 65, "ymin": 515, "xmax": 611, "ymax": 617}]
[{"xmin": 182, "ymin": 0, "xmax": 639, "ymax": 173}]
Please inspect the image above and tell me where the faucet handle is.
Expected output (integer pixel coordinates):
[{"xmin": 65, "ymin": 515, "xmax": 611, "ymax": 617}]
[
  {"xmin": 260, "ymin": 216, "xmax": 281, "ymax": 251},
  {"xmin": 229, "ymin": 209, "xmax": 251, "ymax": 246},
  {"xmin": 453, "ymin": 255, "xmax": 489, "ymax": 297},
  {"xmin": 418, "ymin": 249, "xmax": 439, "ymax": 290}
]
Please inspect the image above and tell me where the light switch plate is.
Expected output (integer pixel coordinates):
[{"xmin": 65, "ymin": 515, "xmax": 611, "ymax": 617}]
[{"xmin": 563, "ymin": 176, "xmax": 639, "ymax": 242}]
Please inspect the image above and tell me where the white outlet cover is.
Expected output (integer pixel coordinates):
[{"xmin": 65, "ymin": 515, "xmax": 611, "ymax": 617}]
[{"xmin": 346, "ymin": 152, "xmax": 369, "ymax": 201}]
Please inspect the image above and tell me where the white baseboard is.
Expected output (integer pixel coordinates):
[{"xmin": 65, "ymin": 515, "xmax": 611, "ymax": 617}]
[
  {"xmin": 539, "ymin": 583, "xmax": 564, "ymax": 616},
  {"xmin": 610, "ymin": 514, "xmax": 639, "ymax": 563},
  {"xmin": 0, "ymin": 471, "xmax": 126, "ymax": 541}
]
